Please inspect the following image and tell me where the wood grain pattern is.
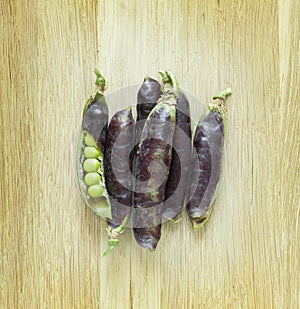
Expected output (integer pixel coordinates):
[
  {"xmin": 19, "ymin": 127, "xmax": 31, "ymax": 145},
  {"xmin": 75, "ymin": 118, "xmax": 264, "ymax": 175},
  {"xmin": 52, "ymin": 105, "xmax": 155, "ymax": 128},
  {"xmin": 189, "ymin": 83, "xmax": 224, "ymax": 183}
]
[{"xmin": 0, "ymin": 0, "xmax": 299, "ymax": 308}]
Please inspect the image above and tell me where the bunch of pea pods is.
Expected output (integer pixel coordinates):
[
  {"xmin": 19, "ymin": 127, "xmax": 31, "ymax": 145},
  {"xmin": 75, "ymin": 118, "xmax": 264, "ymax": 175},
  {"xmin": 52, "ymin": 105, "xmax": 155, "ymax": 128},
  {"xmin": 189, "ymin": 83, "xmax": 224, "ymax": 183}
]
[{"xmin": 77, "ymin": 69, "xmax": 231, "ymax": 257}]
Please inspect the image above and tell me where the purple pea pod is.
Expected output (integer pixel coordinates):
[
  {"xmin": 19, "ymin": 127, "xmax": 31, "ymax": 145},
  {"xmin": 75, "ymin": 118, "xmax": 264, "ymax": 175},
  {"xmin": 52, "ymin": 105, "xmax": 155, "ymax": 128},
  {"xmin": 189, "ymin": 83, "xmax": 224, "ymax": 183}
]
[
  {"xmin": 186, "ymin": 89, "xmax": 232, "ymax": 230},
  {"xmin": 163, "ymin": 91, "xmax": 192, "ymax": 222},
  {"xmin": 133, "ymin": 70, "xmax": 178, "ymax": 251},
  {"xmin": 102, "ymin": 107, "xmax": 135, "ymax": 257}
]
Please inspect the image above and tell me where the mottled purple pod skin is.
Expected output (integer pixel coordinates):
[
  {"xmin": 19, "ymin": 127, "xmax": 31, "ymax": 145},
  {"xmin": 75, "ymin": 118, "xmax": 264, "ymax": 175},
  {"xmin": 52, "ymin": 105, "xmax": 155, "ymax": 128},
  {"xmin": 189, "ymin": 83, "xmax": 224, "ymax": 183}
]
[
  {"xmin": 133, "ymin": 70, "xmax": 178, "ymax": 251},
  {"xmin": 133, "ymin": 107, "xmax": 176, "ymax": 250},
  {"xmin": 137, "ymin": 77, "xmax": 162, "ymax": 121},
  {"xmin": 102, "ymin": 107, "xmax": 135, "ymax": 257},
  {"xmin": 82, "ymin": 92, "xmax": 108, "ymax": 153},
  {"xmin": 134, "ymin": 77, "xmax": 162, "ymax": 161},
  {"xmin": 186, "ymin": 89, "xmax": 231, "ymax": 230},
  {"xmin": 105, "ymin": 107, "xmax": 134, "ymax": 227},
  {"xmin": 163, "ymin": 91, "xmax": 191, "ymax": 221}
]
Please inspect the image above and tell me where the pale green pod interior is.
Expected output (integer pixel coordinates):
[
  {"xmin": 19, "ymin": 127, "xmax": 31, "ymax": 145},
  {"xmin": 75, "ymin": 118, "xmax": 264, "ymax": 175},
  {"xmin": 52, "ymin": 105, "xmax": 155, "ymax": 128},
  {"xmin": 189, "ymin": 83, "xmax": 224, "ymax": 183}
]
[{"xmin": 77, "ymin": 130, "xmax": 112, "ymax": 220}]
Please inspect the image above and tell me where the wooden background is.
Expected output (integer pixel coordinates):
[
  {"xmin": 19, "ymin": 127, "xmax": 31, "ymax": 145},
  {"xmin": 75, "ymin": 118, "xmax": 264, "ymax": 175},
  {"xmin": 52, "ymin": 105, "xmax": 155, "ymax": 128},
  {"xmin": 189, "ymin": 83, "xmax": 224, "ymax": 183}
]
[{"xmin": 1, "ymin": 0, "xmax": 299, "ymax": 308}]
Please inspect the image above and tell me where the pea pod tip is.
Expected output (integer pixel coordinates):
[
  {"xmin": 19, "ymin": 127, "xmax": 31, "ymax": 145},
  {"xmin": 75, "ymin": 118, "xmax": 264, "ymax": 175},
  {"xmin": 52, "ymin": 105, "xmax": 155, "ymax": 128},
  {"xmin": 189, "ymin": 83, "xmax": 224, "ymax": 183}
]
[
  {"xmin": 170, "ymin": 216, "xmax": 182, "ymax": 224},
  {"xmin": 191, "ymin": 213, "xmax": 212, "ymax": 231}
]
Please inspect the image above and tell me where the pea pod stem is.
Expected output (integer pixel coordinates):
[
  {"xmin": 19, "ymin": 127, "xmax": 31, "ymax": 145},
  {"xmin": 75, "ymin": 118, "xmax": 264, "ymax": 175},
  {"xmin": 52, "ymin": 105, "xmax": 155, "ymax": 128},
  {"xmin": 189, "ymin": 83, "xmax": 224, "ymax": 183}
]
[
  {"xmin": 101, "ymin": 239, "xmax": 120, "ymax": 258},
  {"xmin": 83, "ymin": 69, "xmax": 108, "ymax": 116},
  {"xmin": 166, "ymin": 70, "xmax": 179, "ymax": 97},
  {"xmin": 158, "ymin": 70, "xmax": 179, "ymax": 98},
  {"xmin": 212, "ymin": 88, "xmax": 232, "ymax": 100},
  {"xmin": 101, "ymin": 216, "xmax": 129, "ymax": 258},
  {"xmin": 209, "ymin": 88, "xmax": 232, "ymax": 115},
  {"xmin": 94, "ymin": 68, "xmax": 107, "ymax": 89}
]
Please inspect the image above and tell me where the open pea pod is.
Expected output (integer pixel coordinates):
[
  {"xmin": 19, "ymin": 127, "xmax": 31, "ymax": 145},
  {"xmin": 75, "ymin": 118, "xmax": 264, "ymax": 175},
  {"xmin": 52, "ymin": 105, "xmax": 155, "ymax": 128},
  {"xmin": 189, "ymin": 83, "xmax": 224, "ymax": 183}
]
[{"xmin": 77, "ymin": 69, "xmax": 112, "ymax": 219}]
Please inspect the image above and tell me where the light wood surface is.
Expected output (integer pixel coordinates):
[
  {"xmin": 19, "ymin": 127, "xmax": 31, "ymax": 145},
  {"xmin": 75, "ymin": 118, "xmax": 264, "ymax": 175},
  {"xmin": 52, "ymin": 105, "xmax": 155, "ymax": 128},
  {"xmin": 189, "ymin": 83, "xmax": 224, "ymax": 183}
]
[{"xmin": 1, "ymin": 0, "xmax": 299, "ymax": 308}]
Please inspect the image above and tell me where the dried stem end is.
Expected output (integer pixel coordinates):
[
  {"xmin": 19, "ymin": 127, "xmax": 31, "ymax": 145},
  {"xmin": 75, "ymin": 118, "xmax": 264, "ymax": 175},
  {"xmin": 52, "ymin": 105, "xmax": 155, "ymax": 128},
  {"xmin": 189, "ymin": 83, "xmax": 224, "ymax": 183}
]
[
  {"xmin": 158, "ymin": 70, "xmax": 179, "ymax": 98},
  {"xmin": 209, "ymin": 88, "xmax": 232, "ymax": 114}
]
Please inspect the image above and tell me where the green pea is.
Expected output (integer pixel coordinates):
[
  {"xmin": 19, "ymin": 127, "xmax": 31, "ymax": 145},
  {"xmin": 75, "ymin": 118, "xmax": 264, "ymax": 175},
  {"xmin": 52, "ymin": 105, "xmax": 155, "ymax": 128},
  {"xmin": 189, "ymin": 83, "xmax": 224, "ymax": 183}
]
[
  {"xmin": 84, "ymin": 146, "xmax": 101, "ymax": 158},
  {"xmin": 88, "ymin": 184, "xmax": 104, "ymax": 198},
  {"xmin": 84, "ymin": 133, "xmax": 97, "ymax": 146},
  {"xmin": 83, "ymin": 158, "xmax": 100, "ymax": 173},
  {"xmin": 84, "ymin": 172, "xmax": 101, "ymax": 186}
]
